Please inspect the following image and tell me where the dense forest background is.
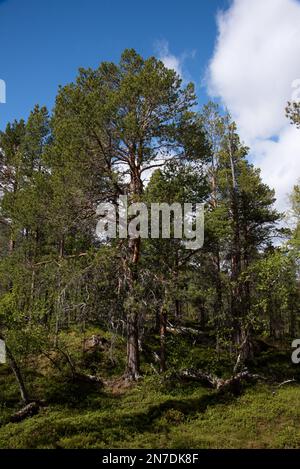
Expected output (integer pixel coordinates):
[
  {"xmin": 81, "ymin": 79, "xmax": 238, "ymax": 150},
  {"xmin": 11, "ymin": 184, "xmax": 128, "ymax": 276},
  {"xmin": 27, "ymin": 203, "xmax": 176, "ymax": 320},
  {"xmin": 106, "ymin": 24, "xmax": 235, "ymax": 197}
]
[{"xmin": 0, "ymin": 50, "xmax": 299, "ymax": 448}]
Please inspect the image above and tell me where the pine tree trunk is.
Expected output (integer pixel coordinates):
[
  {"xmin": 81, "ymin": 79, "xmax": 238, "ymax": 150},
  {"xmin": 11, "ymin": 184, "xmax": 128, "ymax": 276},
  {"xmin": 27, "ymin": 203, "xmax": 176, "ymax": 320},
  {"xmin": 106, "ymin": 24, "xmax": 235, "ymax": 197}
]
[
  {"xmin": 228, "ymin": 132, "xmax": 242, "ymax": 345},
  {"xmin": 3, "ymin": 222, "xmax": 29, "ymax": 403},
  {"xmin": 126, "ymin": 311, "xmax": 140, "ymax": 380},
  {"xmin": 125, "ymin": 237, "xmax": 141, "ymax": 380},
  {"xmin": 198, "ymin": 300, "xmax": 206, "ymax": 330},
  {"xmin": 124, "ymin": 154, "xmax": 143, "ymax": 380},
  {"xmin": 214, "ymin": 250, "xmax": 223, "ymax": 315},
  {"xmin": 174, "ymin": 299, "xmax": 181, "ymax": 324},
  {"xmin": 159, "ymin": 303, "xmax": 167, "ymax": 373},
  {"xmin": 6, "ymin": 344, "xmax": 29, "ymax": 404}
]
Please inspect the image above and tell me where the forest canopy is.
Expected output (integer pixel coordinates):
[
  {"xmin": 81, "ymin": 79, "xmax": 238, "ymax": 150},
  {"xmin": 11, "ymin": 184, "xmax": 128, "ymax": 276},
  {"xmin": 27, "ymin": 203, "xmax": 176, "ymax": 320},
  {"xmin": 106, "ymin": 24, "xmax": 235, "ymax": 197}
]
[{"xmin": 0, "ymin": 50, "xmax": 299, "ymax": 419}]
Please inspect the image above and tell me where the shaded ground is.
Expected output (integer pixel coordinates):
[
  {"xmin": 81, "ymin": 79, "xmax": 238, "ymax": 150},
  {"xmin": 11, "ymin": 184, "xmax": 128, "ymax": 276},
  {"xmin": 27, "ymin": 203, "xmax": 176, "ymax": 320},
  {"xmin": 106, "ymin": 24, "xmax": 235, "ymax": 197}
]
[
  {"xmin": 0, "ymin": 327, "xmax": 299, "ymax": 449},
  {"xmin": 0, "ymin": 374, "xmax": 300, "ymax": 448}
]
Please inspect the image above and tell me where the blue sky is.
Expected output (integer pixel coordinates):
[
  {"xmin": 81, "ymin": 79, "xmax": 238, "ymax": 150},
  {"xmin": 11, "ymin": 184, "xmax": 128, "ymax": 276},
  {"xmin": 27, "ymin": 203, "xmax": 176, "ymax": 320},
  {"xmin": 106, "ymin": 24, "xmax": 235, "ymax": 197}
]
[
  {"xmin": 0, "ymin": 0, "xmax": 228, "ymax": 129},
  {"xmin": 1, "ymin": 0, "xmax": 300, "ymax": 211}
]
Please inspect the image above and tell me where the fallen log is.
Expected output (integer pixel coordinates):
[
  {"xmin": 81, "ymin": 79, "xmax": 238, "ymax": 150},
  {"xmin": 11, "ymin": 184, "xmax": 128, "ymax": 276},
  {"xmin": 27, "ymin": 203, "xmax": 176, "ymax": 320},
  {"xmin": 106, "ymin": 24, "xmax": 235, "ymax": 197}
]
[
  {"xmin": 178, "ymin": 368, "xmax": 265, "ymax": 393},
  {"xmin": 166, "ymin": 322, "xmax": 205, "ymax": 337},
  {"xmin": 73, "ymin": 372, "xmax": 103, "ymax": 386},
  {"xmin": 55, "ymin": 347, "xmax": 103, "ymax": 386},
  {"xmin": 10, "ymin": 401, "xmax": 40, "ymax": 423},
  {"xmin": 277, "ymin": 379, "xmax": 296, "ymax": 388},
  {"xmin": 178, "ymin": 369, "xmax": 219, "ymax": 388}
]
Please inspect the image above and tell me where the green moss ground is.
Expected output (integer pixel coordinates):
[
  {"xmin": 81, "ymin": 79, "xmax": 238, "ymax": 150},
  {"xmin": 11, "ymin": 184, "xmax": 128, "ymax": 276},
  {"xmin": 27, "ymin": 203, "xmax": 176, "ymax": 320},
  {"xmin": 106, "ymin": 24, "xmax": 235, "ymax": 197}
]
[{"xmin": 0, "ymin": 328, "xmax": 299, "ymax": 449}]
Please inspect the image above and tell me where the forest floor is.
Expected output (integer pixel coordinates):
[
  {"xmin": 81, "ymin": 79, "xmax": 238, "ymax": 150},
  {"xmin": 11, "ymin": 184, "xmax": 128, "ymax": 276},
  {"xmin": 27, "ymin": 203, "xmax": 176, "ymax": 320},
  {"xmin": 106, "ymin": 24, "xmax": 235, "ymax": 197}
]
[{"xmin": 0, "ymin": 326, "xmax": 300, "ymax": 449}]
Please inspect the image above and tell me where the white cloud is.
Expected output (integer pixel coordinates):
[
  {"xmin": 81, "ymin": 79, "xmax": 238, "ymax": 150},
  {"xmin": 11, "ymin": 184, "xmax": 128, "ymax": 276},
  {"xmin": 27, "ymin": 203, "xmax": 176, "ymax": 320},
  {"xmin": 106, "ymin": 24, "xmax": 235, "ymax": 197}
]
[
  {"xmin": 155, "ymin": 40, "xmax": 195, "ymax": 83},
  {"xmin": 156, "ymin": 40, "xmax": 183, "ymax": 77},
  {"xmin": 207, "ymin": 0, "xmax": 300, "ymax": 211},
  {"xmin": 252, "ymin": 126, "xmax": 300, "ymax": 211}
]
